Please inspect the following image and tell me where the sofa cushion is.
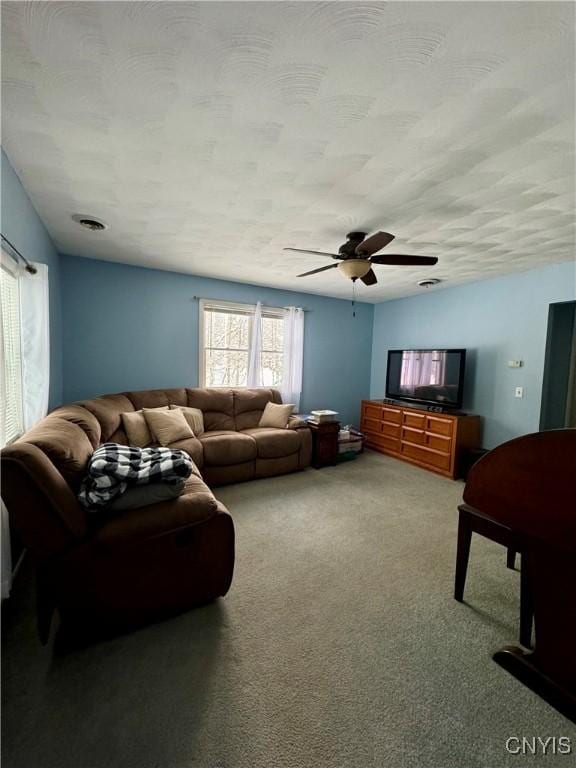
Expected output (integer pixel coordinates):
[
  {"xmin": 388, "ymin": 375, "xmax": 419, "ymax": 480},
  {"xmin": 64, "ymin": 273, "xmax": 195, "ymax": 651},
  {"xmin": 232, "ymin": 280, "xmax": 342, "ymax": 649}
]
[
  {"xmin": 200, "ymin": 430, "xmax": 257, "ymax": 466},
  {"xmin": 202, "ymin": 461, "xmax": 255, "ymax": 487},
  {"xmin": 255, "ymin": 454, "xmax": 299, "ymax": 478},
  {"xmin": 186, "ymin": 388, "xmax": 235, "ymax": 431},
  {"xmin": 78, "ymin": 394, "xmax": 134, "ymax": 442},
  {"xmin": 170, "ymin": 405, "xmax": 205, "ymax": 436},
  {"xmin": 108, "ymin": 428, "xmax": 129, "ymax": 445},
  {"xmin": 125, "ymin": 388, "xmax": 188, "ymax": 411},
  {"xmin": 18, "ymin": 417, "xmax": 93, "ymax": 490},
  {"xmin": 0, "ymin": 443, "xmax": 88, "ymax": 558},
  {"xmin": 144, "ymin": 408, "xmax": 194, "ymax": 446},
  {"xmin": 50, "ymin": 405, "xmax": 102, "ymax": 449},
  {"xmin": 241, "ymin": 427, "xmax": 300, "ymax": 459},
  {"xmin": 234, "ymin": 388, "xmax": 282, "ymax": 431},
  {"xmin": 168, "ymin": 437, "xmax": 204, "ymax": 468},
  {"xmin": 93, "ymin": 474, "xmax": 218, "ymax": 551}
]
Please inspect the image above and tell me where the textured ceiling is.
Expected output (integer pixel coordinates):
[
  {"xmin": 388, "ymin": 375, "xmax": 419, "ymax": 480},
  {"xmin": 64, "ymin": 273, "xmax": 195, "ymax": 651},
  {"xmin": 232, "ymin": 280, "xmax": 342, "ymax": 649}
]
[{"xmin": 2, "ymin": 1, "xmax": 575, "ymax": 302}]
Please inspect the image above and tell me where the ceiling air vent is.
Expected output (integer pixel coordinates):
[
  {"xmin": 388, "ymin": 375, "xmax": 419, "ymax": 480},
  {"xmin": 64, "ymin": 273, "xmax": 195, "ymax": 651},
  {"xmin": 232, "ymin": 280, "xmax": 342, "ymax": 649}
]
[{"xmin": 72, "ymin": 214, "xmax": 108, "ymax": 231}]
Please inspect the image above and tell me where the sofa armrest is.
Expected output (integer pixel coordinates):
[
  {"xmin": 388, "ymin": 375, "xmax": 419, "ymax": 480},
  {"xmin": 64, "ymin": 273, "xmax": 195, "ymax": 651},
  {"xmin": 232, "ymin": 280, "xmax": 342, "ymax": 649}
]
[{"xmin": 287, "ymin": 415, "xmax": 309, "ymax": 430}]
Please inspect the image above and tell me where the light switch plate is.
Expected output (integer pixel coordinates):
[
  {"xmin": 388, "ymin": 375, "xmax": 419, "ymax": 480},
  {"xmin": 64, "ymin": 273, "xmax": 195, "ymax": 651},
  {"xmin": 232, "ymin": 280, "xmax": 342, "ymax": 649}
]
[
  {"xmin": 508, "ymin": 360, "xmax": 523, "ymax": 368},
  {"xmin": 515, "ymin": 387, "xmax": 524, "ymax": 398}
]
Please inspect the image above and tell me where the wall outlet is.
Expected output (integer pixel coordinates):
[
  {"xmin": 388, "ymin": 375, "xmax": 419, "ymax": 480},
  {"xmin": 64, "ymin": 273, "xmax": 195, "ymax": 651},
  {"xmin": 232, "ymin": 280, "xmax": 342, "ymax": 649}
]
[
  {"xmin": 508, "ymin": 360, "xmax": 523, "ymax": 368},
  {"xmin": 515, "ymin": 386, "xmax": 524, "ymax": 398}
]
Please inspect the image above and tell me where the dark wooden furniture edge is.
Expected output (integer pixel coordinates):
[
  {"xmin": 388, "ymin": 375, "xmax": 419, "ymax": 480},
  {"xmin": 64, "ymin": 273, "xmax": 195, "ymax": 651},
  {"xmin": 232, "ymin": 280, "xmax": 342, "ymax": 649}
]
[
  {"xmin": 463, "ymin": 430, "xmax": 576, "ymax": 725},
  {"xmin": 455, "ymin": 504, "xmax": 533, "ymax": 649},
  {"xmin": 308, "ymin": 420, "xmax": 340, "ymax": 469},
  {"xmin": 494, "ymin": 646, "xmax": 576, "ymax": 724},
  {"xmin": 360, "ymin": 399, "xmax": 481, "ymax": 479}
]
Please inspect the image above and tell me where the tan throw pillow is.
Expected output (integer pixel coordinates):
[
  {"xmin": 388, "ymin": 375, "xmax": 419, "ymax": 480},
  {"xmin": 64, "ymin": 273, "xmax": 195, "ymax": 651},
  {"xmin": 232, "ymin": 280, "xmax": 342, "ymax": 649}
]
[
  {"xmin": 259, "ymin": 402, "xmax": 295, "ymax": 429},
  {"xmin": 170, "ymin": 404, "xmax": 205, "ymax": 437},
  {"xmin": 121, "ymin": 407, "xmax": 169, "ymax": 447},
  {"xmin": 144, "ymin": 408, "xmax": 194, "ymax": 446}
]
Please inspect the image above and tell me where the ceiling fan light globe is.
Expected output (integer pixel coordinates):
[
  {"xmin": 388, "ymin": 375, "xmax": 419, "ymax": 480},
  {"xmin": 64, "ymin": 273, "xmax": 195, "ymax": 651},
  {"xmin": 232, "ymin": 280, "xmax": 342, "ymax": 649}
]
[{"xmin": 338, "ymin": 259, "xmax": 372, "ymax": 280}]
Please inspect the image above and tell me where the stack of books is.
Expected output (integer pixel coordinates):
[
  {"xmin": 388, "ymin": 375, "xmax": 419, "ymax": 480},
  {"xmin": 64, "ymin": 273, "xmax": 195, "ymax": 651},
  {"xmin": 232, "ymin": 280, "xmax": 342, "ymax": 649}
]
[{"xmin": 307, "ymin": 410, "xmax": 339, "ymax": 425}]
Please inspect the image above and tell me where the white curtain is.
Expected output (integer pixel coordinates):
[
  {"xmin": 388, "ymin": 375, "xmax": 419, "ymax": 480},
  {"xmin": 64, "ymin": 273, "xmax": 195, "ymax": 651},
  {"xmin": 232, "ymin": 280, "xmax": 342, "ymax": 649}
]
[
  {"xmin": 0, "ymin": 279, "xmax": 6, "ymax": 446},
  {"xmin": 21, "ymin": 262, "xmax": 50, "ymax": 429},
  {"xmin": 1, "ymin": 261, "xmax": 49, "ymax": 599},
  {"xmin": 281, "ymin": 307, "xmax": 304, "ymax": 410},
  {"xmin": 0, "ymin": 259, "xmax": 11, "ymax": 599},
  {"xmin": 247, "ymin": 301, "xmax": 262, "ymax": 387}
]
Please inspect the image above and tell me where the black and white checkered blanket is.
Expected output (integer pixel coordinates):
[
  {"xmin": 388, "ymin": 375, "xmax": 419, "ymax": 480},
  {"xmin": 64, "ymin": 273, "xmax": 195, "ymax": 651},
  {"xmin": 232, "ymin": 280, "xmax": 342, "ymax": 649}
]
[{"xmin": 79, "ymin": 443, "xmax": 195, "ymax": 509}]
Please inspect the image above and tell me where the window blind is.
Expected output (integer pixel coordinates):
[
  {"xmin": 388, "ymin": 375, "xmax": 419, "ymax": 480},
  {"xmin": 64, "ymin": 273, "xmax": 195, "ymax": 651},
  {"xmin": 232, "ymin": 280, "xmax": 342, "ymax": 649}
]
[{"xmin": 1, "ymin": 261, "xmax": 24, "ymax": 446}]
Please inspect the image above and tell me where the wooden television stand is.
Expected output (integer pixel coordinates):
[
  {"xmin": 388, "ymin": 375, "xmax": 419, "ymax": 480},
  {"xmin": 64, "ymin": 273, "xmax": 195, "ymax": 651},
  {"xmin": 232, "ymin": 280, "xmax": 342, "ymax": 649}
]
[{"xmin": 360, "ymin": 399, "xmax": 481, "ymax": 479}]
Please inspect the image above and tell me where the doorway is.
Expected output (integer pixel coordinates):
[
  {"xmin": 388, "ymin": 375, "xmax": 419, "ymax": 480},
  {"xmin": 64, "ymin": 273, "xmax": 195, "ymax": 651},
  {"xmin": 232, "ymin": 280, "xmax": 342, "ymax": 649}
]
[{"xmin": 540, "ymin": 301, "xmax": 576, "ymax": 430}]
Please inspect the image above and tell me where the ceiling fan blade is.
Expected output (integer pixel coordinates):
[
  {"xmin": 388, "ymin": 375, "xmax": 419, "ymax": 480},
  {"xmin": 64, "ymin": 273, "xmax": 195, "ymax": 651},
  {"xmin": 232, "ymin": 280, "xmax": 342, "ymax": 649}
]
[
  {"xmin": 284, "ymin": 248, "xmax": 340, "ymax": 258},
  {"xmin": 297, "ymin": 263, "xmax": 339, "ymax": 277},
  {"xmin": 361, "ymin": 268, "xmax": 378, "ymax": 286},
  {"xmin": 370, "ymin": 255, "xmax": 438, "ymax": 266},
  {"xmin": 355, "ymin": 231, "xmax": 395, "ymax": 256}
]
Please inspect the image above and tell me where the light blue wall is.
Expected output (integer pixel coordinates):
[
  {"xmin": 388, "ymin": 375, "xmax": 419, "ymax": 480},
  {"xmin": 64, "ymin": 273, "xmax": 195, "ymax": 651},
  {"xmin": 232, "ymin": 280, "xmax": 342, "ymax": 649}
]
[
  {"xmin": 370, "ymin": 261, "xmax": 576, "ymax": 448},
  {"xmin": 6, "ymin": 139, "xmax": 572, "ymax": 445},
  {"xmin": 60, "ymin": 255, "xmax": 374, "ymax": 425},
  {"xmin": 1, "ymin": 150, "xmax": 63, "ymax": 408}
]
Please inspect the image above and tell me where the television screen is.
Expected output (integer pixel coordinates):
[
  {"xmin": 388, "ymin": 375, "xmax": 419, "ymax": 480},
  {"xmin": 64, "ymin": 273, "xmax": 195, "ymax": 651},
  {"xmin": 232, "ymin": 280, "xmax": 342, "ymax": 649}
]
[{"xmin": 386, "ymin": 349, "xmax": 466, "ymax": 408}]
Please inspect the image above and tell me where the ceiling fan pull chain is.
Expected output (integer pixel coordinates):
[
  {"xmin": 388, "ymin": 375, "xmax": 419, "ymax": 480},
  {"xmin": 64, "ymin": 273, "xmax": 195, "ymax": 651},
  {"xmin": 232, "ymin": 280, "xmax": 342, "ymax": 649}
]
[{"xmin": 352, "ymin": 278, "xmax": 356, "ymax": 318}]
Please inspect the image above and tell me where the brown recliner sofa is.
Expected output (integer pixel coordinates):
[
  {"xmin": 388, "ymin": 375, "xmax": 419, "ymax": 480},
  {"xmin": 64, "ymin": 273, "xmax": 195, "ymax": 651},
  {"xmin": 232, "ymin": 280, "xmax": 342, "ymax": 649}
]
[{"xmin": 1, "ymin": 387, "xmax": 311, "ymax": 640}]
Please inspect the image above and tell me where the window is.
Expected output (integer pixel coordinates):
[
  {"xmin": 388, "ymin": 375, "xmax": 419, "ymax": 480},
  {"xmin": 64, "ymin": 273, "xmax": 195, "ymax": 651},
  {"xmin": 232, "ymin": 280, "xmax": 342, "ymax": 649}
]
[
  {"xmin": 0, "ymin": 253, "xmax": 24, "ymax": 445},
  {"xmin": 400, "ymin": 350, "xmax": 447, "ymax": 388},
  {"xmin": 429, "ymin": 351, "xmax": 446, "ymax": 385},
  {"xmin": 260, "ymin": 314, "xmax": 284, "ymax": 386},
  {"xmin": 200, "ymin": 299, "xmax": 285, "ymax": 387}
]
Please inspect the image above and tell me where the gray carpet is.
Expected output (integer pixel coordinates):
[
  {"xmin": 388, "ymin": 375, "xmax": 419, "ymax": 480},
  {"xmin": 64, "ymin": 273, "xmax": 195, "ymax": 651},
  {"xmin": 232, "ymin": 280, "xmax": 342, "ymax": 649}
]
[{"xmin": 2, "ymin": 452, "xmax": 575, "ymax": 768}]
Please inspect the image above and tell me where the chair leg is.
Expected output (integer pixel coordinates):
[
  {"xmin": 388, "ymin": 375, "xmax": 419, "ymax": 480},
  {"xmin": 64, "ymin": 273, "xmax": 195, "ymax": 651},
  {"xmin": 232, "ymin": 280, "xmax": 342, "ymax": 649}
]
[
  {"xmin": 507, "ymin": 548, "xmax": 517, "ymax": 570},
  {"xmin": 520, "ymin": 552, "xmax": 534, "ymax": 649},
  {"xmin": 454, "ymin": 509, "xmax": 473, "ymax": 602}
]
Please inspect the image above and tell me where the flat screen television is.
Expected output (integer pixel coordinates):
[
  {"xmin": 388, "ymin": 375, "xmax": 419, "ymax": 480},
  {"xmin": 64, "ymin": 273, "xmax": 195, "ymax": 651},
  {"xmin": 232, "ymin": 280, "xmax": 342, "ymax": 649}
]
[{"xmin": 386, "ymin": 349, "xmax": 466, "ymax": 409}]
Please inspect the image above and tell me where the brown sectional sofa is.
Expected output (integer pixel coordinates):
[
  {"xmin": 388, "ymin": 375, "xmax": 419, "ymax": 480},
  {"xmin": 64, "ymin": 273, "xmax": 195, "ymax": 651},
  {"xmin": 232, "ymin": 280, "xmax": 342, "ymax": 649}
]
[{"xmin": 1, "ymin": 387, "xmax": 311, "ymax": 639}]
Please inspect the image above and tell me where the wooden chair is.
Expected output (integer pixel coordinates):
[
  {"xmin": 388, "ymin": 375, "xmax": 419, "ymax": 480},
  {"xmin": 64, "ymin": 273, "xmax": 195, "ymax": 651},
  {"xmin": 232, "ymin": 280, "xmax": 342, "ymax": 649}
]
[
  {"xmin": 457, "ymin": 429, "xmax": 576, "ymax": 722},
  {"xmin": 454, "ymin": 503, "xmax": 533, "ymax": 648}
]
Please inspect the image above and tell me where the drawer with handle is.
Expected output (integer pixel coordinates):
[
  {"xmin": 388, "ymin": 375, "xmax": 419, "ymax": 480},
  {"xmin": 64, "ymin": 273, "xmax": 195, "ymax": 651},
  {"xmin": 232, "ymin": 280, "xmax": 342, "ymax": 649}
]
[
  {"xmin": 400, "ymin": 442, "xmax": 451, "ymax": 471},
  {"xmin": 363, "ymin": 403, "xmax": 383, "ymax": 421},
  {"xmin": 426, "ymin": 433, "xmax": 451, "ymax": 453},
  {"xmin": 403, "ymin": 411, "xmax": 426, "ymax": 429},
  {"xmin": 382, "ymin": 421, "xmax": 400, "ymax": 438},
  {"xmin": 382, "ymin": 407, "xmax": 402, "ymax": 425},
  {"xmin": 368, "ymin": 432, "xmax": 401, "ymax": 453},
  {"xmin": 361, "ymin": 416, "xmax": 382, "ymax": 434},
  {"xmin": 426, "ymin": 415, "xmax": 453, "ymax": 436},
  {"xmin": 401, "ymin": 426, "xmax": 426, "ymax": 446}
]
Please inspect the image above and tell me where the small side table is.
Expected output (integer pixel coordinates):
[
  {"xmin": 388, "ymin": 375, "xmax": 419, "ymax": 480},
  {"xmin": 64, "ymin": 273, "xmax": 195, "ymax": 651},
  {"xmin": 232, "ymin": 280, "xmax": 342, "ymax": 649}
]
[{"xmin": 308, "ymin": 420, "xmax": 340, "ymax": 468}]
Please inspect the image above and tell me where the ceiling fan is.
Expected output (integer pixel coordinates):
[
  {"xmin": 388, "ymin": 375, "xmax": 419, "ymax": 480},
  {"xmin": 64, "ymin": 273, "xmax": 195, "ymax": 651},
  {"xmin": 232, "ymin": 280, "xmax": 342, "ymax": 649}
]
[{"xmin": 285, "ymin": 231, "xmax": 438, "ymax": 285}]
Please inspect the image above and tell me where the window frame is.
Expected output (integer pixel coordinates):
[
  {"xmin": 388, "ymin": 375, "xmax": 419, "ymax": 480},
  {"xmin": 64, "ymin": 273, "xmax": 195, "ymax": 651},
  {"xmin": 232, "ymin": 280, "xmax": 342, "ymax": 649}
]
[
  {"xmin": 0, "ymin": 249, "xmax": 24, "ymax": 446},
  {"xmin": 198, "ymin": 298, "xmax": 285, "ymax": 388}
]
